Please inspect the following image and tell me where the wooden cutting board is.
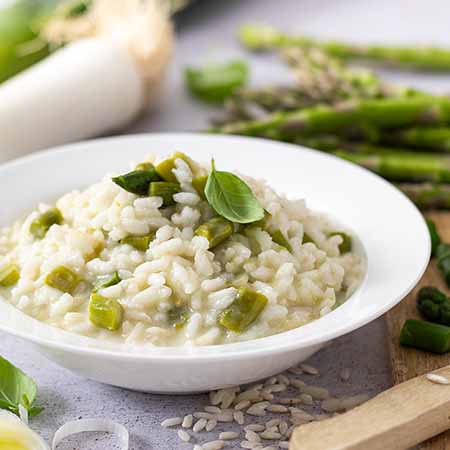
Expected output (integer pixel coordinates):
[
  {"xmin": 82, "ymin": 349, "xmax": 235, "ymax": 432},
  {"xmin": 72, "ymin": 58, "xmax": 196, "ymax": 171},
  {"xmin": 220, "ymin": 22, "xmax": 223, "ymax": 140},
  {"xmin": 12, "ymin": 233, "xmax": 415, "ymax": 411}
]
[{"xmin": 386, "ymin": 211, "xmax": 450, "ymax": 449}]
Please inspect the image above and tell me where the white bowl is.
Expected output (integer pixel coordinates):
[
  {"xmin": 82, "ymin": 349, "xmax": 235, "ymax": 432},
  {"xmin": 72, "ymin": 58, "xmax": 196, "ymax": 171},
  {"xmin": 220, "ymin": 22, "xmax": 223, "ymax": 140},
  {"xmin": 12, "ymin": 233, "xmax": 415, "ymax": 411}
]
[{"xmin": 0, "ymin": 133, "xmax": 430, "ymax": 393}]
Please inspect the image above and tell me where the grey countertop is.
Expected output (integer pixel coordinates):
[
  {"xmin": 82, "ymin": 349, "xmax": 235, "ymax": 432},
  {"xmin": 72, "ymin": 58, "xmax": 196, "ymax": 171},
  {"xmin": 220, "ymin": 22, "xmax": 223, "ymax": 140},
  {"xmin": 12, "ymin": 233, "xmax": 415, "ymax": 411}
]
[{"xmin": 4, "ymin": 0, "xmax": 450, "ymax": 448}]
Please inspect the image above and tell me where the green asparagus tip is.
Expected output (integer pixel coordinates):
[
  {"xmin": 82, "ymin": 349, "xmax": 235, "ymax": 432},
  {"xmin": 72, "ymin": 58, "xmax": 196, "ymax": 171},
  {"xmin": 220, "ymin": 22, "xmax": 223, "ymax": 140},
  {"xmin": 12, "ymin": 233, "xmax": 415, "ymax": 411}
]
[
  {"xmin": 238, "ymin": 24, "xmax": 282, "ymax": 50},
  {"xmin": 417, "ymin": 286, "xmax": 450, "ymax": 325}
]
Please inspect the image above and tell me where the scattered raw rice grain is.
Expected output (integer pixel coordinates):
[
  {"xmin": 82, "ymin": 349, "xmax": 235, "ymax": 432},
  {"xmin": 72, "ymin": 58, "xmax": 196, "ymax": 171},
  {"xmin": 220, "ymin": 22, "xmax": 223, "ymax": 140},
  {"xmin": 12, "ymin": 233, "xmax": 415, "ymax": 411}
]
[
  {"xmin": 222, "ymin": 393, "xmax": 237, "ymax": 409},
  {"xmin": 341, "ymin": 394, "xmax": 369, "ymax": 410},
  {"xmin": 234, "ymin": 410, "xmax": 245, "ymax": 425},
  {"xmin": 203, "ymin": 441, "xmax": 225, "ymax": 450},
  {"xmin": 260, "ymin": 431, "xmax": 282, "ymax": 440},
  {"xmin": 264, "ymin": 384, "xmax": 287, "ymax": 393},
  {"xmin": 245, "ymin": 429, "xmax": 261, "ymax": 442},
  {"xmin": 285, "ymin": 425, "xmax": 295, "ymax": 438},
  {"xmin": 245, "ymin": 424, "xmax": 265, "ymax": 432},
  {"xmin": 194, "ymin": 412, "xmax": 216, "ymax": 420},
  {"xmin": 427, "ymin": 373, "xmax": 450, "ymax": 385},
  {"xmin": 287, "ymin": 367, "xmax": 304, "ymax": 375},
  {"xmin": 278, "ymin": 398, "xmax": 292, "ymax": 405},
  {"xmin": 339, "ymin": 368, "xmax": 351, "ymax": 382},
  {"xmin": 267, "ymin": 404, "xmax": 288, "ymax": 413},
  {"xmin": 247, "ymin": 383, "xmax": 264, "ymax": 391},
  {"xmin": 161, "ymin": 417, "xmax": 183, "ymax": 428},
  {"xmin": 279, "ymin": 421, "xmax": 288, "ymax": 435},
  {"xmin": 279, "ymin": 441, "xmax": 290, "ymax": 449},
  {"xmin": 300, "ymin": 393, "xmax": 313, "ymax": 405},
  {"xmin": 193, "ymin": 418, "xmax": 207, "ymax": 432},
  {"xmin": 264, "ymin": 377, "xmax": 278, "ymax": 386},
  {"xmin": 217, "ymin": 412, "xmax": 234, "ymax": 422},
  {"xmin": 219, "ymin": 431, "xmax": 239, "ymax": 440},
  {"xmin": 290, "ymin": 379, "xmax": 306, "ymax": 389},
  {"xmin": 261, "ymin": 392, "xmax": 274, "ymax": 401},
  {"xmin": 241, "ymin": 441, "xmax": 258, "ymax": 449},
  {"xmin": 265, "ymin": 419, "xmax": 281, "ymax": 428},
  {"xmin": 182, "ymin": 414, "xmax": 193, "ymax": 428},
  {"xmin": 300, "ymin": 363, "xmax": 319, "ymax": 375},
  {"xmin": 210, "ymin": 390, "xmax": 224, "ymax": 406},
  {"xmin": 246, "ymin": 406, "xmax": 266, "ymax": 417},
  {"xmin": 235, "ymin": 400, "xmax": 251, "ymax": 410},
  {"xmin": 178, "ymin": 429, "xmax": 191, "ymax": 442},
  {"xmin": 206, "ymin": 419, "xmax": 217, "ymax": 432},
  {"xmin": 277, "ymin": 374, "xmax": 290, "ymax": 385},
  {"xmin": 300, "ymin": 385, "xmax": 330, "ymax": 400},
  {"xmin": 236, "ymin": 391, "xmax": 262, "ymax": 403},
  {"xmin": 205, "ymin": 406, "xmax": 222, "ymax": 414}
]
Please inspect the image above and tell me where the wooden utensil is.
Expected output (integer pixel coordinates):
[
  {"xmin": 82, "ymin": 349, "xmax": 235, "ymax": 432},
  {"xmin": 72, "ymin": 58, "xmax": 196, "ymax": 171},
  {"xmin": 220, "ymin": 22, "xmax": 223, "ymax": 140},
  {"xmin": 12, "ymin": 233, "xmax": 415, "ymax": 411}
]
[
  {"xmin": 387, "ymin": 211, "xmax": 450, "ymax": 449},
  {"xmin": 290, "ymin": 365, "xmax": 450, "ymax": 450}
]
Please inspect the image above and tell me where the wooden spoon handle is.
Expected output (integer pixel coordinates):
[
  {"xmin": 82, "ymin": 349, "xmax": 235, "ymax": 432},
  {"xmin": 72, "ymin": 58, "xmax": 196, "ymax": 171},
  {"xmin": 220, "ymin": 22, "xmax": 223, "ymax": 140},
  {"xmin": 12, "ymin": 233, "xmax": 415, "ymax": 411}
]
[{"xmin": 290, "ymin": 365, "xmax": 450, "ymax": 450}]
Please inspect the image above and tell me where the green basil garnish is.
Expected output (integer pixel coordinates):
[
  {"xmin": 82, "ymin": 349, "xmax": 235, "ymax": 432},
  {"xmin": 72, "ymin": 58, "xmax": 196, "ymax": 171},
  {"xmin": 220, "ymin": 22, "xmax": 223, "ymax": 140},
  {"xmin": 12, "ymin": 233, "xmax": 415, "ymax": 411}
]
[{"xmin": 205, "ymin": 160, "xmax": 264, "ymax": 224}]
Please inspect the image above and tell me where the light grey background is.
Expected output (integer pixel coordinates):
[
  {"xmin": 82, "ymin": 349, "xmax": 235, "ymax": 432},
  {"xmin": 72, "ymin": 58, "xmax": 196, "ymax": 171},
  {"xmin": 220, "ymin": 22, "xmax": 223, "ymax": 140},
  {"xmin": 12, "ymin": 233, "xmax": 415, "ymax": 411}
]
[{"xmin": 4, "ymin": 0, "xmax": 450, "ymax": 448}]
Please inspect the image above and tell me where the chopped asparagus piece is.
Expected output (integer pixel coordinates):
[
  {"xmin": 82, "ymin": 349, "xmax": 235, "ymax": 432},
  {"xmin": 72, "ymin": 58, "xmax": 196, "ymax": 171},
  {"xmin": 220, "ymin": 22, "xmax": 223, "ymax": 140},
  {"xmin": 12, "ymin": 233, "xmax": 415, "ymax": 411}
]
[
  {"xmin": 185, "ymin": 60, "xmax": 249, "ymax": 103},
  {"xmin": 400, "ymin": 319, "xmax": 450, "ymax": 353},
  {"xmin": 155, "ymin": 152, "xmax": 193, "ymax": 183},
  {"xmin": 330, "ymin": 232, "xmax": 352, "ymax": 253},
  {"xmin": 398, "ymin": 183, "xmax": 450, "ymax": 210},
  {"xmin": 112, "ymin": 169, "xmax": 160, "ymax": 196},
  {"xmin": 120, "ymin": 233, "xmax": 155, "ymax": 251},
  {"xmin": 45, "ymin": 266, "xmax": 80, "ymax": 294},
  {"xmin": 167, "ymin": 306, "xmax": 189, "ymax": 329},
  {"xmin": 89, "ymin": 293, "xmax": 123, "ymax": 331},
  {"xmin": 417, "ymin": 286, "xmax": 450, "ymax": 325},
  {"xmin": 93, "ymin": 272, "xmax": 121, "ymax": 293},
  {"xmin": 195, "ymin": 217, "xmax": 234, "ymax": 249},
  {"xmin": 426, "ymin": 219, "xmax": 441, "ymax": 257},
  {"xmin": 269, "ymin": 229, "xmax": 292, "ymax": 252},
  {"xmin": 219, "ymin": 287, "xmax": 268, "ymax": 332},
  {"xmin": 0, "ymin": 264, "xmax": 20, "ymax": 287},
  {"xmin": 149, "ymin": 181, "xmax": 181, "ymax": 206},
  {"xmin": 192, "ymin": 175, "xmax": 208, "ymax": 199},
  {"xmin": 437, "ymin": 243, "xmax": 450, "ymax": 287},
  {"xmin": 29, "ymin": 208, "xmax": 63, "ymax": 239}
]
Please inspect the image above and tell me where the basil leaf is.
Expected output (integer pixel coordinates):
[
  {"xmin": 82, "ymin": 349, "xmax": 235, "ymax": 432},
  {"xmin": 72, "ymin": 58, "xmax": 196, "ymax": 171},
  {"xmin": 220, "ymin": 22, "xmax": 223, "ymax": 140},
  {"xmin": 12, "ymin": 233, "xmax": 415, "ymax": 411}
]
[
  {"xmin": 0, "ymin": 355, "xmax": 43, "ymax": 417},
  {"xmin": 205, "ymin": 160, "xmax": 264, "ymax": 224}
]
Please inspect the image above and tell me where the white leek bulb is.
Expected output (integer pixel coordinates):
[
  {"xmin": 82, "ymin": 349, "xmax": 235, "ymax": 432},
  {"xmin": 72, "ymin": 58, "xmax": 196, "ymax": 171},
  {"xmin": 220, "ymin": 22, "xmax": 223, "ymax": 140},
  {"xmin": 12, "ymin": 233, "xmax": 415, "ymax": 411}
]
[
  {"xmin": 0, "ymin": 0, "xmax": 174, "ymax": 162},
  {"xmin": 0, "ymin": 410, "xmax": 49, "ymax": 450}
]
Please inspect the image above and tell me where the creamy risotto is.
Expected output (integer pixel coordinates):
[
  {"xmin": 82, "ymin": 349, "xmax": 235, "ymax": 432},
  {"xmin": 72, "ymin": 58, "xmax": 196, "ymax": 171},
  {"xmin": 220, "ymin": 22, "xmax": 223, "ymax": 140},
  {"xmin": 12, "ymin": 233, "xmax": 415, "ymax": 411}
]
[{"xmin": 0, "ymin": 152, "xmax": 365, "ymax": 346}]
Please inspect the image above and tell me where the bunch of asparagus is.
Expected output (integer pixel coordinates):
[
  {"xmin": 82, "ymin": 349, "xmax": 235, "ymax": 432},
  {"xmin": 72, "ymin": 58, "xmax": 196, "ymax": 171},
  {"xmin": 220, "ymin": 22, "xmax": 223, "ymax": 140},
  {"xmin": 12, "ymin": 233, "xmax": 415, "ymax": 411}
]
[{"xmin": 209, "ymin": 24, "xmax": 450, "ymax": 210}]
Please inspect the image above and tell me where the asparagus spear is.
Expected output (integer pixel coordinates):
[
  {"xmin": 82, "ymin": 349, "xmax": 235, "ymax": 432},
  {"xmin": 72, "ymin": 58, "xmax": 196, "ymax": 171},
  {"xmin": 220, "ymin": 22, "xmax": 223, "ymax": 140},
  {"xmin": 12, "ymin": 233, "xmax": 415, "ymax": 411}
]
[
  {"xmin": 335, "ymin": 149, "xmax": 450, "ymax": 182},
  {"xmin": 211, "ymin": 96, "xmax": 450, "ymax": 140},
  {"xmin": 239, "ymin": 24, "xmax": 450, "ymax": 71},
  {"xmin": 437, "ymin": 243, "xmax": 450, "ymax": 287},
  {"xmin": 417, "ymin": 286, "xmax": 450, "ymax": 325},
  {"xmin": 398, "ymin": 183, "xmax": 450, "ymax": 210},
  {"xmin": 426, "ymin": 219, "xmax": 442, "ymax": 256},
  {"xmin": 400, "ymin": 319, "xmax": 450, "ymax": 353},
  {"xmin": 381, "ymin": 127, "xmax": 450, "ymax": 152}
]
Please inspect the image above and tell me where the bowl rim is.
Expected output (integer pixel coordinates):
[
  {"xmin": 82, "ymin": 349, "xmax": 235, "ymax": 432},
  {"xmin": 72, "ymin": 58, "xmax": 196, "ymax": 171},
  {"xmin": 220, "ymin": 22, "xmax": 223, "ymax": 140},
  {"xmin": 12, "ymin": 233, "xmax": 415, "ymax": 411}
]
[{"xmin": 0, "ymin": 132, "xmax": 430, "ymax": 362}]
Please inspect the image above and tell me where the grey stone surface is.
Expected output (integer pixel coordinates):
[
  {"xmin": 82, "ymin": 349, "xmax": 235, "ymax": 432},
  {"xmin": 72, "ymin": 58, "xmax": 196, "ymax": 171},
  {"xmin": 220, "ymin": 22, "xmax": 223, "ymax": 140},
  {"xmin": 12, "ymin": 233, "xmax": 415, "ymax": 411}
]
[{"xmin": 4, "ymin": 0, "xmax": 450, "ymax": 447}]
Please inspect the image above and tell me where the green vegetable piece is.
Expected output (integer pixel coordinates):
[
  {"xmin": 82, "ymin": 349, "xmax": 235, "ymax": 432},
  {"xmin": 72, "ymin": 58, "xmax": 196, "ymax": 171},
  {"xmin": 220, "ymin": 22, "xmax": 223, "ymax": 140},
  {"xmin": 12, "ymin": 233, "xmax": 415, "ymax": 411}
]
[
  {"xmin": 29, "ymin": 208, "xmax": 63, "ymax": 239},
  {"xmin": 400, "ymin": 319, "xmax": 450, "ymax": 354},
  {"xmin": 149, "ymin": 181, "xmax": 181, "ymax": 206},
  {"xmin": 219, "ymin": 287, "xmax": 268, "ymax": 332},
  {"xmin": 330, "ymin": 232, "xmax": 352, "ymax": 253},
  {"xmin": 0, "ymin": 264, "xmax": 20, "ymax": 287},
  {"xmin": 185, "ymin": 60, "xmax": 249, "ymax": 103},
  {"xmin": 205, "ymin": 160, "xmax": 264, "ymax": 224},
  {"xmin": 112, "ymin": 170, "xmax": 160, "ymax": 196},
  {"xmin": 167, "ymin": 306, "xmax": 189, "ymax": 330},
  {"xmin": 426, "ymin": 219, "xmax": 441, "ymax": 257},
  {"xmin": 269, "ymin": 229, "xmax": 292, "ymax": 252},
  {"xmin": 195, "ymin": 217, "xmax": 234, "ymax": 249},
  {"xmin": 155, "ymin": 152, "xmax": 192, "ymax": 183},
  {"xmin": 437, "ymin": 243, "xmax": 450, "ymax": 287},
  {"xmin": 93, "ymin": 272, "xmax": 121, "ymax": 293},
  {"xmin": 45, "ymin": 266, "xmax": 81, "ymax": 294},
  {"xmin": 120, "ymin": 233, "xmax": 155, "ymax": 251},
  {"xmin": 417, "ymin": 286, "xmax": 450, "ymax": 325},
  {"xmin": 192, "ymin": 175, "xmax": 208, "ymax": 199},
  {"xmin": 89, "ymin": 293, "xmax": 123, "ymax": 331},
  {"xmin": 135, "ymin": 161, "xmax": 156, "ymax": 172},
  {"xmin": 0, "ymin": 355, "xmax": 43, "ymax": 417}
]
